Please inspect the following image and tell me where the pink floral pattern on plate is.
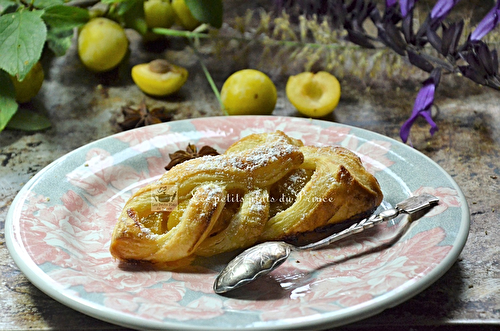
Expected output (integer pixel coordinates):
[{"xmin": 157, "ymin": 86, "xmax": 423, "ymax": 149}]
[{"xmin": 6, "ymin": 116, "xmax": 468, "ymax": 330}]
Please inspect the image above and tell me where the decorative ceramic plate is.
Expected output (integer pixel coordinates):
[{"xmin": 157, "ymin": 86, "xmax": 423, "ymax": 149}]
[{"xmin": 6, "ymin": 116, "xmax": 469, "ymax": 330}]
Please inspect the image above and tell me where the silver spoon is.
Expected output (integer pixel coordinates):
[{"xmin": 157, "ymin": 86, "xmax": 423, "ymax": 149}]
[{"xmin": 213, "ymin": 194, "xmax": 439, "ymax": 294}]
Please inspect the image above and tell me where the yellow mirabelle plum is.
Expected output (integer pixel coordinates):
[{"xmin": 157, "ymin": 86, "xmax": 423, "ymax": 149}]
[
  {"xmin": 10, "ymin": 62, "xmax": 44, "ymax": 103},
  {"xmin": 220, "ymin": 69, "xmax": 277, "ymax": 115},
  {"xmin": 172, "ymin": 0, "xmax": 200, "ymax": 30},
  {"xmin": 144, "ymin": 0, "xmax": 175, "ymax": 29},
  {"xmin": 132, "ymin": 59, "xmax": 188, "ymax": 96},
  {"xmin": 78, "ymin": 18, "xmax": 129, "ymax": 72},
  {"xmin": 286, "ymin": 71, "xmax": 341, "ymax": 118}
]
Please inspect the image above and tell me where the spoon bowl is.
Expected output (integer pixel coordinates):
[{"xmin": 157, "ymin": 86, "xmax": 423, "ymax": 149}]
[{"xmin": 214, "ymin": 241, "xmax": 292, "ymax": 294}]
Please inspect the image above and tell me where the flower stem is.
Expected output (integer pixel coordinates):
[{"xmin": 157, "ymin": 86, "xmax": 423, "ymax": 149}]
[
  {"xmin": 187, "ymin": 38, "xmax": 226, "ymax": 115},
  {"xmin": 153, "ymin": 28, "xmax": 212, "ymax": 39}
]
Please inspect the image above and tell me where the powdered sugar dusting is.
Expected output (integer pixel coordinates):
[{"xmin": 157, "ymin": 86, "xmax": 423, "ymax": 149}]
[
  {"xmin": 227, "ymin": 143, "xmax": 297, "ymax": 171},
  {"xmin": 159, "ymin": 136, "xmax": 300, "ymax": 188}
]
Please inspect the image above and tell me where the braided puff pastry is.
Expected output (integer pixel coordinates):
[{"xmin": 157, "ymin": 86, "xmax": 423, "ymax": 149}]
[{"xmin": 110, "ymin": 131, "xmax": 383, "ymax": 263}]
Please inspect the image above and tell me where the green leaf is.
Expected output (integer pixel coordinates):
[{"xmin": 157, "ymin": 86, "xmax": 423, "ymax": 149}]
[
  {"xmin": 46, "ymin": 29, "xmax": 74, "ymax": 56},
  {"xmin": 0, "ymin": 10, "xmax": 47, "ymax": 80},
  {"xmin": 103, "ymin": 0, "xmax": 140, "ymax": 16},
  {"xmin": 117, "ymin": 0, "xmax": 147, "ymax": 34},
  {"xmin": 185, "ymin": 0, "xmax": 223, "ymax": 29},
  {"xmin": 103, "ymin": 0, "xmax": 145, "ymax": 34},
  {"xmin": 101, "ymin": 0, "xmax": 127, "ymax": 3},
  {"xmin": 125, "ymin": 15, "xmax": 147, "ymax": 35},
  {"xmin": 42, "ymin": 5, "xmax": 89, "ymax": 31},
  {"xmin": 0, "ymin": 70, "xmax": 18, "ymax": 132},
  {"xmin": 0, "ymin": 0, "xmax": 17, "ymax": 14},
  {"xmin": 118, "ymin": 0, "xmax": 142, "ymax": 16},
  {"xmin": 34, "ymin": 0, "xmax": 65, "ymax": 9},
  {"xmin": 6, "ymin": 108, "xmax": 51, "ymax": 131}
]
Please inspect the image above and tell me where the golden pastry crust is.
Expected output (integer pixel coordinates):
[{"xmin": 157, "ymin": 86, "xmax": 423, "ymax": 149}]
[
  {"xmin": 260, "ymin": 145, "xmax": 383, "ymax": 241},
  {"xmin": 110, "ymin": 131, "xmax": 304, "ymax": 263},
  {"xmin": 110, "ymin": 183, "xmax": 226, "ymax": 262},
  {"xmin": 109, "ymin": 131, "xmax": 383, "ymax": 263}
]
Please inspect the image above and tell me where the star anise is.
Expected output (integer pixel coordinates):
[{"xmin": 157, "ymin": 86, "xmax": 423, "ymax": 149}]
[
  {"xmin": 165, "ymin": 144, "xmax": 220, "ymax": 170},
  {"xmin": 118, "ymin": 99, "xmax": 173, "ymax": 131}
]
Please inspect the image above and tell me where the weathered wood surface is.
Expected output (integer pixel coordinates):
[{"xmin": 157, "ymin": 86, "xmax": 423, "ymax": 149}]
[{"xmin": 1, "ymin": 2, "xmax": 500, "ymax": 330}]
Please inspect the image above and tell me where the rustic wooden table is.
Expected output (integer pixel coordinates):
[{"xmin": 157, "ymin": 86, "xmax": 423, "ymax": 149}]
[{"xmin": 1, "ymin": 1, "xmax": 499, "ymax": 330}]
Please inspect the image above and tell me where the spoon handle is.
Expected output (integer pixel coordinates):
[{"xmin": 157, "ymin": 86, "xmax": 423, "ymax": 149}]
[{"xmin": 296, "ymin": 208, "xmax": 401, "ymax": 251}]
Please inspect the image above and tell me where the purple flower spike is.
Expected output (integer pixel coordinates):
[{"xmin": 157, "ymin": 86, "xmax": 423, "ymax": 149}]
[
  {"xmin": 400, "ymin": 0, "xmax": 417, "ymax": 18},
  {"xmin": 430, "ymin": 0, "xmax": 460, "ymax": 21},
  {"xmin": 400, "ymin": 70, "xmax": 441, "ymax": 143},
  {"xmin": 471, "ymin": 1, "xmax": 500, "ymax": 41},
  {"xmin": 386, "ymin": 0, "xmax": 398, "ymax": 7}
]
